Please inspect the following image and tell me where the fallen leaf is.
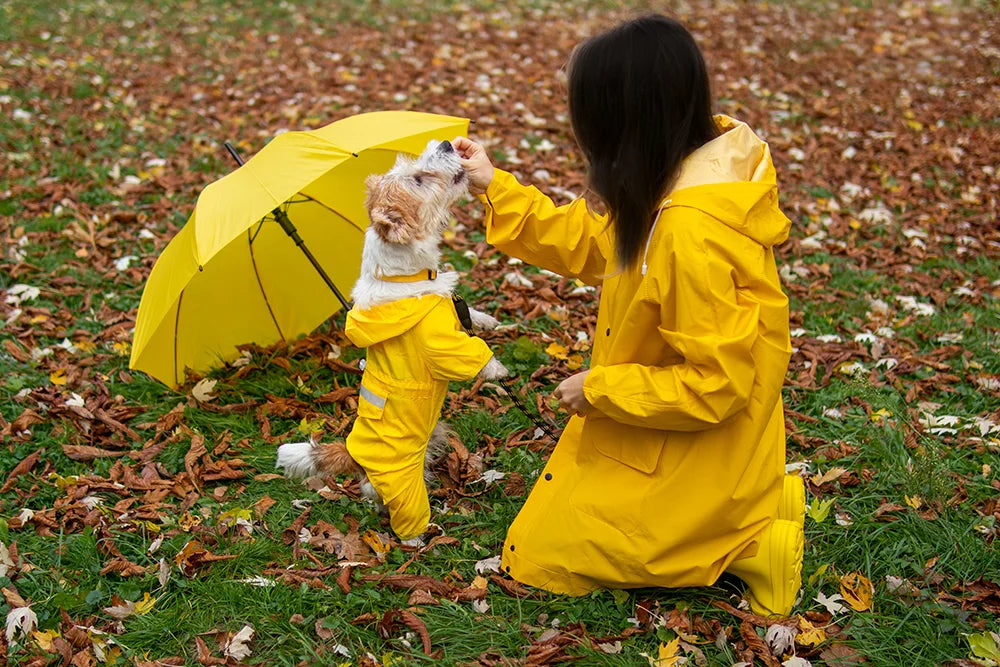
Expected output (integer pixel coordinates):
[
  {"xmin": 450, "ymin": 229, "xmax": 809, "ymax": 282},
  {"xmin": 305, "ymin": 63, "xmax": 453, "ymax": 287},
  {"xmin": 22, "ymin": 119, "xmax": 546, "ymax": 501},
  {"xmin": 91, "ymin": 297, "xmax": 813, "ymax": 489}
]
[
  {"xmin": 807, "ymin": 498, "xmax": 834, "ymax": 524},
  {"xmin": 1, "ymin": 449, "xmax": 42, "ymax": 493},
  {"xmin": 819, "ymin": 643, "xmax": 866, "ymax": 666},
  {"xmin": 810, "ymin": 466, "xmax": 846, "ymax": 486},
  {"xmin": 223, "ymin": 625, "xmax": 254, "ymax": 661},
  {"xmin": 797, "ymin": 616, "xmax": 827, "ymax": 647},
  {"xmin": 32, "ymin": 628, "xmax": 60, "ymax": 652},
  {"xmin": 815, "ymin": 591, "xmax": 848, "ymax": 615},
  {"xmin": 839, "ymin": 571, "xmax": 874, "ymax": 611},
  {"xmin": 765, "ymin": 623, "xmax": 796, "ymax": 654},
  {"xmin": 191, "ymin": 378, "xmax": 218, "ymax": 403},
  {"xmin": 5, "ymin": 605, "xmax": 37, "ymax": 643},
  {"xmin": 655, "ymin": 637, "xmax": 683, "ymax": 666}
]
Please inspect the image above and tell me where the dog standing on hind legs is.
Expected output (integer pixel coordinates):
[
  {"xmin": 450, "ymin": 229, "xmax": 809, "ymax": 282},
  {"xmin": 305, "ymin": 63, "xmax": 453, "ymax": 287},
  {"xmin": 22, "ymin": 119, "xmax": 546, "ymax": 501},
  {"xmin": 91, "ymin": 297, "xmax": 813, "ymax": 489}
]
[{"xmin": 276, "ymin": 140, "xmax": 508, "ymax": 546}]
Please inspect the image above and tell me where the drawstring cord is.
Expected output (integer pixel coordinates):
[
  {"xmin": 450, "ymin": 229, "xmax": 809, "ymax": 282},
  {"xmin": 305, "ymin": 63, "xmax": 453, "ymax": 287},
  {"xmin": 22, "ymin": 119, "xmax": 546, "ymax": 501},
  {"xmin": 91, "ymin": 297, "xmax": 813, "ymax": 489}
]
[
  {"xmin": 641, "ymin": 199, "xmax": 671, "ymax": 276},
  {"xmin": 452, "ymin": 295, "xmax": 562, "ymax": 441}
]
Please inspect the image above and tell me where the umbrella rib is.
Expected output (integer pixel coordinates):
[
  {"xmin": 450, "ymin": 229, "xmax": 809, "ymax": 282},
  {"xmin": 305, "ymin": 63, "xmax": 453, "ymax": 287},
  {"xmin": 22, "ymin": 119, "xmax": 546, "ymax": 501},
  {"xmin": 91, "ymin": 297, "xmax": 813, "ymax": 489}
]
[
  {"xmin": 248, "ymin": 227, "xmax": 286, "ymax": 342},
  {"xmin": 174, "ymin": 289, "xmax": 184, "ymax": 387}
]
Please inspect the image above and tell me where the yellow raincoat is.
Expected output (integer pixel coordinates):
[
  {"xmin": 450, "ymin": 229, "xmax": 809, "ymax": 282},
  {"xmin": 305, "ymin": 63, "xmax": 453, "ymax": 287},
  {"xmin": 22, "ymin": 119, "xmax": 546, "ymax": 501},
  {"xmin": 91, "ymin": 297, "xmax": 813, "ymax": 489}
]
[
  {"xmin": 345, "ymin": 294, "xmax": 494, "ymax": 540},
  {"xmin": 485, "ymin": 116, "xmax": 792, "ymax": 594}
]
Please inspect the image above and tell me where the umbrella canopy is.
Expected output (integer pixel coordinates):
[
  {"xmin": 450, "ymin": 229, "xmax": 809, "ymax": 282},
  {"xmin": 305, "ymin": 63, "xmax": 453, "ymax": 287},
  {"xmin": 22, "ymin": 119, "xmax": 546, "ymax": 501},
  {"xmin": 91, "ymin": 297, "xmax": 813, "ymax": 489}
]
[{"xmin": 130, "ymin": 110, "xmax": 470, "ymax": 388}]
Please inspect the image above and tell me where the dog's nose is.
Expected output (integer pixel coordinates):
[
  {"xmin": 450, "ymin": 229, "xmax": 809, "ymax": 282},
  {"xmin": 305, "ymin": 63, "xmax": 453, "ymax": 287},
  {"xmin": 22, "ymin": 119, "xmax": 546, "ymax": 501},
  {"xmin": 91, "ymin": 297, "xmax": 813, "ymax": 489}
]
[{"xmin": 437, "ymin": 140, "xmax": 454, "ymax": 154}]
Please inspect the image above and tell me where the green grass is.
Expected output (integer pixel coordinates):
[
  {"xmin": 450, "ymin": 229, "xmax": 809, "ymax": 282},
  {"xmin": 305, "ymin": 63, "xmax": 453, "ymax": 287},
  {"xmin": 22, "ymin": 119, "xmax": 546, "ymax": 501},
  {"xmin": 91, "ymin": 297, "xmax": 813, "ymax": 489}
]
[{"xmin": 2, "ymin": 0, "xmax": 999, "ymax": 664}]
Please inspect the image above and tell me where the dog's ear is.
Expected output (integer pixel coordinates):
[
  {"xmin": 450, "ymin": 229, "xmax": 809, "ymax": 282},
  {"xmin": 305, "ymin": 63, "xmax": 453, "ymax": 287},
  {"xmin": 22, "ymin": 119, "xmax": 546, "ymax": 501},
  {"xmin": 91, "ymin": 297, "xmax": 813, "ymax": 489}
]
[
  {"xmin": 364, "ymin": 174, "xmax": 382, "ymax": 195},
  {"xmin": 371, "ymin": 206, "xmax": 420, "ymax": 244}
]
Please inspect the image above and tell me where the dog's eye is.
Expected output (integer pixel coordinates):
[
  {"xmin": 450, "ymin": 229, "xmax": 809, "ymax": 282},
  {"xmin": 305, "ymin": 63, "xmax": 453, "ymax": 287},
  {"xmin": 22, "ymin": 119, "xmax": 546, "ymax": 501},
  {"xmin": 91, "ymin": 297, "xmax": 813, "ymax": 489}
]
[{"xmin": 414, "ymin": 175, "xmax": 423, "ymax": 186}]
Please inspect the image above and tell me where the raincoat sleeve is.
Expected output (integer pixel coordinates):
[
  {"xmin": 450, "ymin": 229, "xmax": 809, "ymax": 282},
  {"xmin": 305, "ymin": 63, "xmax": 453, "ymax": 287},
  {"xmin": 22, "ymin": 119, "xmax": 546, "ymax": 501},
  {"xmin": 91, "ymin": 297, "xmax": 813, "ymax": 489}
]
[
  {"xmin": 480, "ymin": 170, "xmax": 612, "ymax": 285},
  {"xmin": 582, "ymin": 224, "xmax": 759, "ymax": 431},
  {"xmin": 418, "ymin": 302, "xmax": 495, "ymax": 381}
]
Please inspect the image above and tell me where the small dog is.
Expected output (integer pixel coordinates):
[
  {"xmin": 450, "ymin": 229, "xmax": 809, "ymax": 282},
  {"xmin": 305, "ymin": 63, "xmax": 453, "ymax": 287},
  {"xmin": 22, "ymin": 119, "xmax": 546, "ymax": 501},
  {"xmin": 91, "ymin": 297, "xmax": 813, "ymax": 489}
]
[{"xmin": 277, "ymin": 140, "xmax": 508, "ymax": 545}]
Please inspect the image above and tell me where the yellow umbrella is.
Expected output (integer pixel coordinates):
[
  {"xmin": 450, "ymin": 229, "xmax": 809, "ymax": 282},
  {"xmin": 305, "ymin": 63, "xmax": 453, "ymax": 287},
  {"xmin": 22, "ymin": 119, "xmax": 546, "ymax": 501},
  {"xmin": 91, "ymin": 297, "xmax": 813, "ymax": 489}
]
[{"xmin": 130, "ymin": 110, "xmax": 470, "ymax": 388}]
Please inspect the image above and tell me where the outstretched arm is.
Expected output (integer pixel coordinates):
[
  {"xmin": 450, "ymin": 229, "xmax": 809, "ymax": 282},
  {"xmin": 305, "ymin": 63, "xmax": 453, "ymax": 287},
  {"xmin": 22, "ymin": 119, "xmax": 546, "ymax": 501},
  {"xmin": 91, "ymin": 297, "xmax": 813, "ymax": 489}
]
[{"xmin": 454, "ymin": 137, "xmax": 613, "ymax": 285}]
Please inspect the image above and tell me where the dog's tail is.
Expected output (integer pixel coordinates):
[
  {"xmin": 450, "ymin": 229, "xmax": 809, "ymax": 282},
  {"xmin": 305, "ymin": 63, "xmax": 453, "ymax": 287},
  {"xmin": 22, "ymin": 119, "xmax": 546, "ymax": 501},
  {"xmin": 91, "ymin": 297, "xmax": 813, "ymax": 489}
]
[{"xmin": 276, "ymin": 441, "xmax": 363, "ymax": 479}]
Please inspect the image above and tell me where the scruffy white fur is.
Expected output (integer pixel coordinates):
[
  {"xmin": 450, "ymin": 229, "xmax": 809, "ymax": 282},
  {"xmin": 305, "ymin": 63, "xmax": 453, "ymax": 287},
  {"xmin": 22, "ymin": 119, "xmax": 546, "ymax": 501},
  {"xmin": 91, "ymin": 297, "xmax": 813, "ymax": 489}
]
[{"xmin": 277, "ymin": 140, "xmax": 508, "ymax": 543}]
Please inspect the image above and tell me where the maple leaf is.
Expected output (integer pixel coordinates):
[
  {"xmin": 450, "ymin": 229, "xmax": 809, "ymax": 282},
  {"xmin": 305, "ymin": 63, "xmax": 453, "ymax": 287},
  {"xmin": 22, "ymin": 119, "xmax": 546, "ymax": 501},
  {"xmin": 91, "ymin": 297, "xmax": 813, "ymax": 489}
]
[
  {"xmin": 765, "ymin": 623, "xmax": 797, "ymax": 654},
  {"xmin": 32, "ymin": 628, "xmax": 60, "ymax": 652},
  {"xmin": 796, "ymin": 616, "xmax": 827, "ymax": 647},
  {"xmin": 49, "ymin": 368, "xmax": 67, "ymax": 386},
  {"xmin": 134, "ymin": 592, "xmax": 157, "ymax": 615},
  {"xmin": 651, "ymin": 637, "xmax": 682, "ymax": 666},
  {"xmin": 191, "ymin": 378, "xmax": 218, "ymax": 403},
  {"xmin": 5, "ymin": 605, "xmax": 37, "ymax": 643},
  {"xmin": 839, "ymin": 571, "xmax": 874, "ymax": 611},
  {"xmin": 474, "ymin": 555, "xmax": 502, "ymax": 574},
  {"xmin": 814, "ymin": 590, "xmax": 848, "ymax": 614},
  {"xmin": 806, "ymin": 498, "xmax": 834, "ymax": 523}
]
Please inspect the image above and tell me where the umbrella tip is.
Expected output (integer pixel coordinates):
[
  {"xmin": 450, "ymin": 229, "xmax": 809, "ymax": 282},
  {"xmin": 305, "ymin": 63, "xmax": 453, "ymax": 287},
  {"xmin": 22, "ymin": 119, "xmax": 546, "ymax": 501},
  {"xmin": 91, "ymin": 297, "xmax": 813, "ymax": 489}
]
[{"xmin": 352, "ymin": 152, "xmax": 359, "ymax": 158}]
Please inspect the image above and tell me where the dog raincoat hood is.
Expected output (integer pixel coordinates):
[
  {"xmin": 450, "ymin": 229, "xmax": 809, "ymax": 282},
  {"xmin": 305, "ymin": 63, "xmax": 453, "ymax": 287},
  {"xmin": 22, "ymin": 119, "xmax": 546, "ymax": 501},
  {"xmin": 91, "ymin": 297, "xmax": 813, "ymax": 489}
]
[
  {"xmin": 479, "ymin": 115, "xmax": 793, "ymax": 594},
  {"xmin": 346, "ymin": 296, "xmax": 444, "ymax": 347}
]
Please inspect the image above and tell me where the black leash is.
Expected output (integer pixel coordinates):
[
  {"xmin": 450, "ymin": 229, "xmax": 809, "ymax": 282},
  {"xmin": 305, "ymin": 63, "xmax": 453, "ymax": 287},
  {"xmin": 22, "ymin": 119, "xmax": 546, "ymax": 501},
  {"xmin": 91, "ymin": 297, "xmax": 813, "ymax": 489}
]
[{"xmin": 452, "ymin": 296, "xmax": 562, "ymax": 441}]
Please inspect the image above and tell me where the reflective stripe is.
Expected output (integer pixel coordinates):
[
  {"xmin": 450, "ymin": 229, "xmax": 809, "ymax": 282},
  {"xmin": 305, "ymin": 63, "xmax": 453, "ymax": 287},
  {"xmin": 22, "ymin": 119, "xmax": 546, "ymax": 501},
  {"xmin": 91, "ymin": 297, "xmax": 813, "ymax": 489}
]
[{"xmin": 359, "ymin": 384, "xmax": 386, "ymax": 409}]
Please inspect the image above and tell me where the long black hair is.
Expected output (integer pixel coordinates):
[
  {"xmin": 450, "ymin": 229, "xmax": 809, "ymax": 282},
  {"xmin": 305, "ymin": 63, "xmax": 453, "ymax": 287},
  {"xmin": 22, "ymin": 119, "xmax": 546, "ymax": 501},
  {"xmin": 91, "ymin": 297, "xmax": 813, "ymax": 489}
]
[{"xmin": 567, "ymin": 14, "xmax": 718, "ymax": 270}]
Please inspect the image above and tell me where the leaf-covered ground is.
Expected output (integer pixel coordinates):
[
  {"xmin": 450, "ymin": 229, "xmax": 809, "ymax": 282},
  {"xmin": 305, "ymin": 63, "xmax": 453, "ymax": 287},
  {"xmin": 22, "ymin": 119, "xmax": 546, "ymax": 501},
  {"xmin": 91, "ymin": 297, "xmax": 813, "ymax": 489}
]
[{"xmin": 1, "ymin": 0, "xmax": 998, "ymax": 665}]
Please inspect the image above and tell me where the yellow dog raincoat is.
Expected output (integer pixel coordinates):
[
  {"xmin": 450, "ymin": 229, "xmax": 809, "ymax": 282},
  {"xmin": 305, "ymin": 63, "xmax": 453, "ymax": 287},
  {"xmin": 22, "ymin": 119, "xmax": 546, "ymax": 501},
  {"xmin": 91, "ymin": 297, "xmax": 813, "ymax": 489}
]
[
  {"xmin": 345, "ymin": 294, "xmax": 493, "ymax": 540},
  {"xmin": 483, "ymin": 116, "xmax": 793, "ymax": 594}
]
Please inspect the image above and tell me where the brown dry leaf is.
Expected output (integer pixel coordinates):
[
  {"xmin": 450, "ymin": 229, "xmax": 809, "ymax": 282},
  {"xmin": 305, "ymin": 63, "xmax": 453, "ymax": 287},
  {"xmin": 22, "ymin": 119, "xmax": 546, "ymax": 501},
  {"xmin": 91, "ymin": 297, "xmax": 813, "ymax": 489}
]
[
  {"xmin": 819, "ymin": 643, "xmax": 867, "ymax": 665},
  {"xmin": 2, "ymin": 587, "xmax": 26, "ymax": 608},
  {"xmin": 1, "ymin": 448, "xmax": 42, "ymax": 493},
  {"xmin": 61, "ymin": 445, "xmax": 127, "ymax": 461},
  {"xmin": 98, "ymin": 557, "xmax": 147, "ymax": 577},
  {"xmin": 408, "ymin": 589, "xmax": 439, "ymax": 606},
  {"xmin": 378, "ymin": 609, "xmax": 432, "ymax": 655},
  {"xmin": 252, "ymin": 495, "xmax": 276, "ymax": 518},
  {"xmin": 194, "ymin": 636, "xmax": 227, "ymax": 666},
  {"xmin": 173, "ymin": 540, "xmax": 236, "ymax": 577}
]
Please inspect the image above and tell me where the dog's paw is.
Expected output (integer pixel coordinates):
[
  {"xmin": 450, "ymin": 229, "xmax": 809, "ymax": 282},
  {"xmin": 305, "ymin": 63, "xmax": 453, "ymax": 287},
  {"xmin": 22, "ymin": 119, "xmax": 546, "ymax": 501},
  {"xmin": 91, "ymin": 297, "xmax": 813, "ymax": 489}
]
[
  {"xmin": 400, "ymin": 535, "xmax": 426, "ymax": 548},
  {"xmin": 275, "ymin": 441, "xmax": 318, "ymax": 478},
  {"xmin": 469, "ymin": 308, "xmax": 500, "ymax": 331},
  {"xmin": 478, "ymin": 356, "xmax": 510, "ymax": 380}
]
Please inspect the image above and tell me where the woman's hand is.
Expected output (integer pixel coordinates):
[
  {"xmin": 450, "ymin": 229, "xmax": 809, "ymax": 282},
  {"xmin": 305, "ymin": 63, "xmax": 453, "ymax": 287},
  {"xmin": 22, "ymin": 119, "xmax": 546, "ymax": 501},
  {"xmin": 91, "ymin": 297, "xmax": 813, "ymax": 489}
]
[
  {"xmin": 452, "ymin": 136, "xmax": 495, "ymax": 196},
  {"xmin": 553, "ymin": 371, "xmax": 592, "ymax": 417}
]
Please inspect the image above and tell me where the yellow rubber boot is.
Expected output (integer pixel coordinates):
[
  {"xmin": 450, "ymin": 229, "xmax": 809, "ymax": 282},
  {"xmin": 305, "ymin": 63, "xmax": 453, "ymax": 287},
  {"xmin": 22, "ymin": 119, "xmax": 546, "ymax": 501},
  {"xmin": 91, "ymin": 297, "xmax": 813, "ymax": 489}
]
[
  {"xmin": 778, "ymin": 474, "xmax": 806, "ymax": 525},
  {"xmin": 726, "ymin": 518, "xmax": 804, "ymax": 617}
]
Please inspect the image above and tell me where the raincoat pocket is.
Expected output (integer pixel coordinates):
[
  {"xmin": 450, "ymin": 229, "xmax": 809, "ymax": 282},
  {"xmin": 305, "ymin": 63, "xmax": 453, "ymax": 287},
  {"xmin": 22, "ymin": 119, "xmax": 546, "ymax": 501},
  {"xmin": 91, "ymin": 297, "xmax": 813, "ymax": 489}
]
[
  {"xmin": 583, "ymin": 414, "xmax": 667, "ymax": 474},
  {"xmin": 357, "ymin": 374, "xmax": 389, "ymax": 420}
]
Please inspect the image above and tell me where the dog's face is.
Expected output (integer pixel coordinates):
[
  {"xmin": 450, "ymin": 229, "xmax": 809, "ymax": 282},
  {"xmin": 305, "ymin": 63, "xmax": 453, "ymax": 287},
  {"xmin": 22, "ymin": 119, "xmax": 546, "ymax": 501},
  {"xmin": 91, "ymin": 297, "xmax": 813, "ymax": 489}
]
[{"xmin": 364, "ymin": 140, "xmax": 467, "ymax": 245}]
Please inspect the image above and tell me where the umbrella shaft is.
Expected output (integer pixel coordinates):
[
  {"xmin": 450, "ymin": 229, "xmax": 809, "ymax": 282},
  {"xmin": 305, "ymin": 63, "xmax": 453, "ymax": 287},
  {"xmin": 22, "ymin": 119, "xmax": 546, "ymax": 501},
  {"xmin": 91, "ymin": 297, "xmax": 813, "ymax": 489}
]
[
  {"xmin": 223, "ymin": 141, "xmax": 350, "ymax": 311},
  {"xmin": 273, "ymin": 208, "xmax": 351, "ymax": 311}
]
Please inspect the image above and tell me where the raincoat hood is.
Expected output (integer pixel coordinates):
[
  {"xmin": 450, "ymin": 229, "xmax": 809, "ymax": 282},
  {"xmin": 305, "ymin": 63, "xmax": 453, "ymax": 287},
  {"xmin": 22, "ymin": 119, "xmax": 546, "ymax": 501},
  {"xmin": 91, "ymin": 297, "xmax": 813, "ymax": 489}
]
[
  {"xmin": 345, "ymin": 295, "xmax": 440, "ymax": 347},
  {"xmin": 667, "ymin": 115, "xmax": 790, "ymax": 248}
]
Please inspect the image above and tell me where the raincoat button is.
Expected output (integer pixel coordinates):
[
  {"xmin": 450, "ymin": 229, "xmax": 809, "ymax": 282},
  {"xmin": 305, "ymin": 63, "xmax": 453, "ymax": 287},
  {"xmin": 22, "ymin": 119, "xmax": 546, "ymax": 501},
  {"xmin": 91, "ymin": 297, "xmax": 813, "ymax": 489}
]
[
  {"xmin": 605, "ymin": 327, "xmax": 610, "ymax": 336},
  {"xmin": 505, "ymin": 566, "xmax": 510, "ymax": 573},
  {"xmin": 545, "ymin": 473, "xmax": 552, "ymax": 481},
  {"xmin": 509, "ymin": 545, "xmax": 515, "ymax": 552}
]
